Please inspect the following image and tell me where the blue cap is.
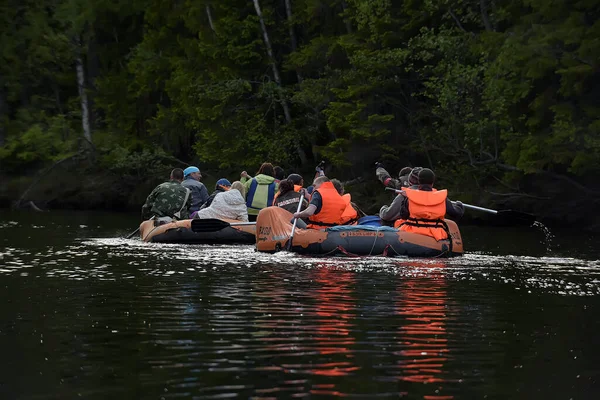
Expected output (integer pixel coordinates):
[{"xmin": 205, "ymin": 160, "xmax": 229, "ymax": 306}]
[
  {"xmin": 183, "ymin": 166, "xmax": 200, "ymax": 177},
  {"xmin": 216, "ymin": 178, "xmax": 232, "ymax": 187}
]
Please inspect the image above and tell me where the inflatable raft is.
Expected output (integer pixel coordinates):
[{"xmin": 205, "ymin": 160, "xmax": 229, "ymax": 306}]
[
  {"xmin": 256, "ymin": 207, "xmax": 463, "ymax": 257},
  {"xmin": 139, "ymin": 218, "xmax": 256, "ymax": 244}
]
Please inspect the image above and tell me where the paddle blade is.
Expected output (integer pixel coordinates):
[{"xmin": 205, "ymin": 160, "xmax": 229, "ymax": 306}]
[
  {"xmin": 494, "ymin": 210, "xmax": 536, "ymax": 226},
  {"xmin": 191, "ymin": 218, "xmax": 231, "ymax": 233}
]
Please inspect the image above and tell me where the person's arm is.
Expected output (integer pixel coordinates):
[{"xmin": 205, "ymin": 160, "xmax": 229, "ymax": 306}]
[
  {"xmin": 198, "ymin": 184, "xmax": 209, "ymax": 204},
  {"xmin": 379, "ymin": 194, "xmax": 406, "ymax": 221},
  {"xmin": 376, "ymin": 164, "xmax": 401, "ymax": 189},
  {"xmin": 399, "ymin": 196, "xmax": 409, "ymax": 219},
  {"xmin": 240, "ymin": 171, "xmax": 252, "ymax": 184},
  {"xmin": 445, "ymin": 199, "xmax": 464, "ymax": 220},
  {"xmin": 294, "ymin": 192, "xmax": 321, "ymax": 218},
  {"xmin": 141, "ymin": 187, "xmax": 159, "ymax": 220},
  {"xmin": 294, "ymin": 204, "xmax": 317, "ymax": 219}
]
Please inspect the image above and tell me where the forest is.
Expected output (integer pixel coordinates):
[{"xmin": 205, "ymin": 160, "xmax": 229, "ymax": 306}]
[{"xmin": 0, "ymin": 0, "xmax": 598, "ymax": 229}]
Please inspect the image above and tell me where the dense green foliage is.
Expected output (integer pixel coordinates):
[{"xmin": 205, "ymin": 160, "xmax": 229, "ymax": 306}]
[{"xmin": 1, "ymin": 0, "xmax": 598, "ymax": 187}]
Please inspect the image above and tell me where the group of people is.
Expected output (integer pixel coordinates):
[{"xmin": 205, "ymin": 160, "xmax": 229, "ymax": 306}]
[
  {"xmin": 140, "ymin": 160, "xmax": 464, "ymax": 241},
  {"xmin": 376, "ymin": 163, "xmax": 464, "ymax": 240}
]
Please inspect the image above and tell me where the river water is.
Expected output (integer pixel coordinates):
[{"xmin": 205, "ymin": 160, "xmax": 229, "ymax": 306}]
[{"xmin": 1, "ymin": 210, "xmax": 599, "ymax": 399}]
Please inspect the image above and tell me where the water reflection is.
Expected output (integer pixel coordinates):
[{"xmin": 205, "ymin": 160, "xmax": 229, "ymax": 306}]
[
  {"xmin": 2, "ymin": 212, "xmax": 600, "ymax": 399},
  {"xmin": 395, "ymin": 261, "xmax": 450, "ymax": 389}
]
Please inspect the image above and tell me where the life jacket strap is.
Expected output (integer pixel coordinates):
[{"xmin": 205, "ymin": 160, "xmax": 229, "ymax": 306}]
[{"xmin": 398, "ymin": 218, "xmax": 453, "ymax": 252}]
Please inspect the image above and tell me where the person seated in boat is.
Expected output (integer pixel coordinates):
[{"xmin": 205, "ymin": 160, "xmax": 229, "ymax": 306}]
[
  {"xmin": 181, "ymin": 166, "xmax": 209, "ymax": 214},
  {"xmin": 274, "ymin": 166, "xmax": 285, "ymax": 183},
  {"xmin": 193, "ymin": 181, "xmax": 249, "ymax": 222},
  {"xmin": 382, "ymin": 168, "xmax": 464, "ymax": 240},
  {"xmin": 376, "ymin": 162, "xmax": 415, "ymax": 189},
  {"xmin": 379, "ymin": 167, "xmax": 423, "ymax": 225},
  {"xmin": 273, "ymin": 178, "xmax": 309, "ymax": 213},
  {"xmin": 198, "ymin": 178, "xmax": 232, "ymax": 212},
  {"xmin": 141, "ymin": 168, "xmax": 191, "ymax": 221},
  {"xmin": 302, "ymin": 161, "xmax": 326, "ymax": 198},
  {"xmin": 292, "ymin": 176, "xmax": 358, "ymax": 229},
  {"xmin": 279, "ymin": 173, "xmax": 311, "ymax": 201},
  {"xmin": 241, "ymin": 163, "xmax": 279, "ymax": 221},
  {"xmin": 331, "ymin": 179, "xmax": 364, "ymax": 221}
]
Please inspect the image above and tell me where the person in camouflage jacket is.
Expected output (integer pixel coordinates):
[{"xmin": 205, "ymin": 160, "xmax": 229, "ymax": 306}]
[{"xmin": 141, "ymin": 168, "xmax": 191, "ymax": 220}]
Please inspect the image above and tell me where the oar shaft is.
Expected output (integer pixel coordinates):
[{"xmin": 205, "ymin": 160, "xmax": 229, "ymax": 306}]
[
  {"xmin": 385, "ymin": 187, "xmax": 500, "ymax": 215},
  {"xmin": 460, "ymin": 203, "xmax": 498, "ymax": 214},
  {"xmin": 287, "ymin": 193, "xmax": 305, "ymax": 250},
  {"xmin": 126, "ymin": 216, "xmax": 155, "ymax": 239}
]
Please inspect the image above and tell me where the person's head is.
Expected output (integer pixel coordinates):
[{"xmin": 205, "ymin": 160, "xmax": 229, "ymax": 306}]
[
  {"xmin": 216, "ymin": 178, "xmax": 232, "ymax": 191},
  {"xmin": 399, "ymin": 167, "xmax": 412, "ymax": 178},
  {"xmin": 418, "ymin": 168, "xmax": 435, "ymax": 186},
  {"xmin": 287, "ymin": 173, "xmax": 304, "ymax": 187},
  {"xmin": 183, "ymin": 166, "xmax": 202, "ymax": 181},
  {"xmin": 278, "ymin": 179, "xmax": 295, "ymax": 196},
  {"xmin": 230, "ymin": 181, "xmax": 245, "ymax": 197},
  {"xmin": 408, "ymin": 167, "xmax": 422, "ymax": 186},
  {"xmin": 274, "ymin": 166, "xmax": 285, "ymax": 181},
  {"xmin": 313, "ymin": 176, "xmax": 330, "ymax": 190},
  {"xmin": 170, "ymin": 168, "xmax": 184, "ymax": 182},
  {"xmin": 257, "ymin": 163, "xmax": 275, "ymax": 177},
  {"xmin": 331, "ymin": 178, "xmax": 344, "ymax": 195}
]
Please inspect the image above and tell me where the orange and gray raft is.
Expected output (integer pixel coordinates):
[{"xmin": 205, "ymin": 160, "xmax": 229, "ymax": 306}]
[
  {"xmin": 256, "ymin": 207, "xmax": 463, "ymax": 257},
  {"xmin": 139, "ymin": 218, "xmax": 256, "ymax": 244}
]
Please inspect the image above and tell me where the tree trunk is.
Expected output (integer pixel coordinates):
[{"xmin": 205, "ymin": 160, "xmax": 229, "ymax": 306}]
[
  {"xmin": 75, "ymin": 36, "xmax": 93, "ymax": 148},
  {"xmin": 205, "ymin": 4, "xmax": 216, "ymax": 32},
  {"xmin": 480, "ymin": 0, "xmax": 494, "ymax": 32},
  {"xmin": 86, "ymin": 32, "xmax": 100, "ymax": 128},
  {"xmin": 253, "ymin": 0, "xmax": 308, "ymax": 165},
  {"xmin": 284, "ymin": 0, "xmax": 302, "ymax": 82},
  {"xmin": 0, "ymin": 78, "xmax": 6, "ymax": 147},
  {"xmin": 340, "ymin": 0, "xmax": 353, "ymax": 34}
]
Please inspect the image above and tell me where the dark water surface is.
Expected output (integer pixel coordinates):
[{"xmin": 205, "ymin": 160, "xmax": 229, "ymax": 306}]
[{"xmin": 1, "ymin": 210, "xmax": 599, "ymax": 399}]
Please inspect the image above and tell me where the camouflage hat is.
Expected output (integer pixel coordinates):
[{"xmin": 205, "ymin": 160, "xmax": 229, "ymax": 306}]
[{"xmin": 408, "ymin": 167, "xmax": 422, "ymax": 186}]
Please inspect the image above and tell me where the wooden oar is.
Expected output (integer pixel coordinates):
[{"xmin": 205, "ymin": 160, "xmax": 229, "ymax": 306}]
[
  {"xmin": 191, "ymin": 218, "xmax": 256, "ymax": 233},
  {"xmin": 287, "ymin": 193, "xmax": 305, "ymax": 250},
  {"xmin": 384, "ymin": 187, "xmax": 536, "ymax": 225}
]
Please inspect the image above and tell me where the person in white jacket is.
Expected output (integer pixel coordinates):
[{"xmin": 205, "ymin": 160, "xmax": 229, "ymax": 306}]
[{"xmin": 193, "ymin": 181, "xmax": 249, "ymax": 222}]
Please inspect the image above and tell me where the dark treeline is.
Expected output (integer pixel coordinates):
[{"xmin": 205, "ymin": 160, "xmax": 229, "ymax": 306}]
[{"xmin": 0, "ymin": 0, "xmax": 599, "ymax": 226}]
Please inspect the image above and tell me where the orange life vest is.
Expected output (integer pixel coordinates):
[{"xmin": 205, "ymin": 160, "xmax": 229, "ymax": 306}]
[
  {"xmin": 307, "ymin": 182, "xmax": 348, "ymax": 229},
  {"xmin": 340, "ymin": 193, "xmax": 358, "ymax": 225},
  {"xmin": 395, "ymin": 188, "xmax": 449, "ymax": 240}
]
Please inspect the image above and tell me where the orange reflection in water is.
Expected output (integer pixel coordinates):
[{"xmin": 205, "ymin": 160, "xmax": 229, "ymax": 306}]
[
  {"xmin": 306, "ymin": 265, "xmax": 357, "ymax": 377},
  {"xmin": 395, "ymin": 260, "xmax": 453, "ymax": 399}
]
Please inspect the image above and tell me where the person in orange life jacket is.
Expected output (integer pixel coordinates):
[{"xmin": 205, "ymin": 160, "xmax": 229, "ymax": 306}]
[
  {"xmin": 376, "ymin": 162, "xmax": 413, "ymax": 189},
  {"xmin": 305, "ymin": 161, "xmax": 326, "ymax": 198},
  {"xmin": 394, "ymin": 168, "xmax": 464, "ymax": 240},
  {"xmin": 293, "ymin": 176, "xmax": 358, "ymax": 229},
  {"xmin": 273, "ymin": 178, "xmax": 309, "ymax": 213},
  {"xmin": 286, "ymin": 173, "xmax": 311, "ymax": 201},
  {"xmin": 331, "ymin": 179, "xmax": 363, "ymax": 221},
  {"xmin": 273, "ymin": 173, "xmax": 310, "ymax": 206},
  {"xmin": 379, "ymin": 167, "xmax": 423, "ymax": 223}
]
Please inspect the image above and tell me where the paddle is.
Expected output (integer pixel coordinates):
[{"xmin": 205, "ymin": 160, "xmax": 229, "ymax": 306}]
[
  {"xmin": 287, "ymin": 193, "xmax": 305, "ymax": 250},
  {"xmin": 126, "ymin": 216, "xmax": 155, "ymax": 239},
  {"xmin": 384, "ymin": 187, "xmax": 536, "ymax": 225},
  {"xmin": 191, "ymin": 218, "xmax": 256, "ymax": 233}
]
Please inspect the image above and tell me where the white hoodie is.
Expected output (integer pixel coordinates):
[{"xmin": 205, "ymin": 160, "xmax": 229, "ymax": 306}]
[{"xmin": 194, "ymin": 189, "xmax": 249, "ymax": 222}]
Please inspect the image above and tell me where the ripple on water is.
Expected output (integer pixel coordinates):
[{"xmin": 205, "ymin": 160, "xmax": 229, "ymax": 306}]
[{"xmin": 0, "ymin": 237, "xmax": 598, "ymax": 296}]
